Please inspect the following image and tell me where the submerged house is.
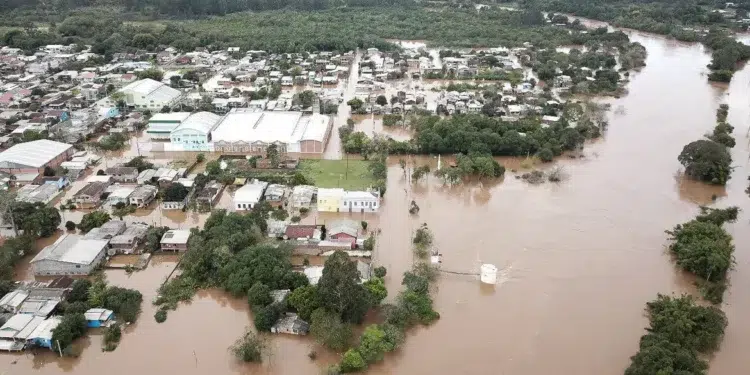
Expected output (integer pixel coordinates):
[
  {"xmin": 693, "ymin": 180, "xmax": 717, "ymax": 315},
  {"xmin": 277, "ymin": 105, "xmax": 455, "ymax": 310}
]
[
  {"xmin": 271, "ymin": 313, "xmax": 309, "ymax": 335},
  {"xmin": 84, "ymin": 308, "xmax": 114, "ymax": 328}
]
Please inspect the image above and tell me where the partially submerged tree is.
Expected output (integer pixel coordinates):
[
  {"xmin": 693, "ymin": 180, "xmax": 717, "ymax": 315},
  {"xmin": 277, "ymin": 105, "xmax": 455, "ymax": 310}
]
[{"xmin": 678, "ymin": 139, "xmax": 732, "ymax": 185}]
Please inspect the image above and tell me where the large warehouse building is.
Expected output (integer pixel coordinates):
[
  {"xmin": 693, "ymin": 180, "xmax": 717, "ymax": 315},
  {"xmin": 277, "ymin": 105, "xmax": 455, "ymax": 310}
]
[
  {"xmin": 169, "ymin": 111, "xmax": 222, "ymax": 151},
  {"xmin": 30, "ymin": 234, "xmax": 109, "ymax": 276},
  {"xmin": 211, "ymin": 109, "xmax": 332, "ymax": 156},
  {"xmin": 97, "ymin": 78, "xmax": 182, "ymax": 111},
  {"xmin": 146, "ymin": 112, "xmax": 191, "ymax": 140},
  {"xmin": 0, "ymin": 140, "xmax": 74, "ymax": 183}
]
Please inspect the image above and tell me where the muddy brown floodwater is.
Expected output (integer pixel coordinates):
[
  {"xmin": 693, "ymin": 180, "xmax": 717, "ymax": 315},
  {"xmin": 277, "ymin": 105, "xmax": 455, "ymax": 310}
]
[{"xmin": 5, "ymin": 29, "xmax": 750, "ymax": 375}]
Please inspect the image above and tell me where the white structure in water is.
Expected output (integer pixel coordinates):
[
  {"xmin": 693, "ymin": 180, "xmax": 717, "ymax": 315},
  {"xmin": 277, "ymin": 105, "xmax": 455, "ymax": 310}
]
[{"xmin": 480, "ymin": 264, "xmax": 497, "ymax": 284}]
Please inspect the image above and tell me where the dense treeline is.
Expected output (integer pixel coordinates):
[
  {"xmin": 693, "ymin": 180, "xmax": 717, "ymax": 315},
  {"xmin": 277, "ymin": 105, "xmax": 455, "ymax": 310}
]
[
  {"xmin": 624, "ymin": 294, "xmax": 727, "ymax": 375},
  {"xmin": 625, "ymin": 207, "xmax": 735, "ymax": 374},
  {"xmin": 412, "ymin": 114, "xmax": 591, "ymax": 158},
  {"xmin": 665, "ymin": 206, "xmax": 737, "ymax": 303},
  {"xmin": 535, "ymin": 1, "xmax": 750, "ymax": 81},
  {"xmin": 0, "ymin": 0, "xmax": 417, "ymax": 20},
  {"xmin": 3, "ymin": 7, "xmax": 623, "ymax": 56}
]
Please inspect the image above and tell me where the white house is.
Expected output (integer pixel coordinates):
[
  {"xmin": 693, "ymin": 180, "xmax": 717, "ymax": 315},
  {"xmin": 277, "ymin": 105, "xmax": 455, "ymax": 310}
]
[
  {"xmin": 341, "ymin": 191, "xmax": 380, "ymax": 213},
  {"xmin": 96, "ymin": 78, "xmax": 182, "ymax": 111},
  {"xmin": 234, "ymin": 180, "xmax": 269, "ymax": 211}
]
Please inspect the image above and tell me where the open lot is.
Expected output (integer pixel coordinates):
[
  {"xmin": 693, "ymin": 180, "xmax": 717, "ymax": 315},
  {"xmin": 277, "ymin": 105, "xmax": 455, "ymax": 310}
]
[{"xmin": 299, "ymin": 159, "xmax": 373, "ymax": 190}]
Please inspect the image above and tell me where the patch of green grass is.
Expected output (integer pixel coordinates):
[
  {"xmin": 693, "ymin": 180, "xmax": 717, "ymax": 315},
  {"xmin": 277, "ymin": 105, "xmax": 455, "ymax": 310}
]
[{"xmin": 300, "ymin": 159, "xmax": 374, "ymax": 190}]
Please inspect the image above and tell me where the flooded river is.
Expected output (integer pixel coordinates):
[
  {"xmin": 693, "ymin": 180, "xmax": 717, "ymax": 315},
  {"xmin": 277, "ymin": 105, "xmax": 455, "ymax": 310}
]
[{"xmin": 4, "ymin": 29, "xmax": 750, "ymax": 375}]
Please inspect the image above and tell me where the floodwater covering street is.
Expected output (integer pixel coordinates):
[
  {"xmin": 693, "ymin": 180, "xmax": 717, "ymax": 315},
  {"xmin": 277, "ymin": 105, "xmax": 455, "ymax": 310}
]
[{"xmin": 4, "ymin": 28, "xmax": 750, "ymax": 375}]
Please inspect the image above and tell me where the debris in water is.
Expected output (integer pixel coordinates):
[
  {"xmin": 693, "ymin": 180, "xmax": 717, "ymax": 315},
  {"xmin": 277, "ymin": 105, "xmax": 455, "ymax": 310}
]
[{"xmin": 409, "ymin": 200, "xmax": 420, "ymax": 214}]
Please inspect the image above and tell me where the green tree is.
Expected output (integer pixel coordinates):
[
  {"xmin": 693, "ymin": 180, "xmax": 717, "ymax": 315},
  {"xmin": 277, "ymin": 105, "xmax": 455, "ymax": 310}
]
[
  {"xmin": 254, "ymin": 303, "xmax": 283, "ymax": 331},
  {"xmin": 347, "ymin": 98, "xmax": 364, "ymax": 111},
  {"xmin": 137, "ymin": 67, "xmax": 163, "ymax": 81},
  {"xmin": 373, "ymin": 266, "xmax": 387, "ymax": 278},
  {"xmin": 103, "ymin": 323, "xmax": 122, "ymax": 351},
  {"xmin": 10, "ymin": 202, "xmax": 61, "ymax": 237},
  {"xmin": 625, "ymin": 334, "xmax": 707, "ymax": 375},
  {"xmin": 271, "ymin": 208, "xmax": 289, "ymax": 221},
  {"xmin": 52, "ymin": 313, "xmax": 87, "ymax": 351},
  {"xmin": 145, "ymin": 226, "xmax": 169, "ymax": 252},
  {"xmin": 247, "ymin": 282, "xmax": 272, "ymax": 307},
  {"xmin": 163, "ymin": 183, "xmax": 189, "ymax": 202},
  {"xmin": 65, "ymin": 221, "xmax": 76, "ymax": 231},
  {"xmin": 67, "ymin": 279, "xmax": 92, "ymax": 304},
  {"xmin": 124, "ymin": 156, "xmax": 155, "ymax": 172},
  {"xmin": 310, "ymin": 308, "xmax": 353, "ymax": 351},
  {"xmin": 363, "ymin": 277, "xmax": 387, "ymax": 307},
  {"xmin": 318, "ymin": 251, "xmax": 371, "ymax": 323},
  {"xmin": 196, "ymin": 153, "xmax": 206, "ymax": 163},
  {"xmin": 266, "ymin": 143, "xmax": 280, "ymax": 168},
  {"xmin": 666, "ymin": 220, "xmax": 734, "ymax": 282},
  {"xmin": 77, "ymin": 211, "xmax": 111, "ymax": 233},
  {"xmin": 375, "ymin": 95, "xmax": 388, "ymax": 106},
  {"xmin": 340, "ymin": 349, "xmax": 366, "ymax": 373},
  {"xmin": 101, "ymin": 286, "xmax": 143, "ymax": 323},
  {"xmin": 288, "ymin": 285, "xmax": 320, "ymax": 321},
  {"xmin": 231, "ymin": 330, "xmax": 265, "ymax": 363},
  {"xmin": 357, "ymin": 325, "xmax": 389, "ymax": 363},
  {"xmin": 678, "ymin": 139, "xmax": 732, "ymax": 185},
  {"xmin": 645, "ymin": 294, "xmax": 727, "ymax": 353}
]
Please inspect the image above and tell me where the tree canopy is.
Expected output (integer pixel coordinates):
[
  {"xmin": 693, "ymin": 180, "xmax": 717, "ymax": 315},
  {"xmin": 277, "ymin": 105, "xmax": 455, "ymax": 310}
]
[
  {"xmin": 317, "ymin": 251, "xmax": 370, "ymax": 324},
  {"xmin": 678, "ymin": 139, "xmax": 732, "ymax": 185}
]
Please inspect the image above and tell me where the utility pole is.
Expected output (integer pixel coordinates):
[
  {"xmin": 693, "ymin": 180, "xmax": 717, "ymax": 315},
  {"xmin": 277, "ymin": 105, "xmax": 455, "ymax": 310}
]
[{"xmin": 56, "ymin": 340, "xmax": 63, "ymax": 357}]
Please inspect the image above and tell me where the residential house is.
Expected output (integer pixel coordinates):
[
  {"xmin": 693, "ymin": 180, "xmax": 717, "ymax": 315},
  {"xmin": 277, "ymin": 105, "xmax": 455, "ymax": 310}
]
[
  {"xmin": 234, "ymin": 180, "xmax": 268, "ymax": 211},
  {"xmin": 271, "ymin": 313, "xmax": 309, "ymax": 335},
  {"xmin": 84, "ymin": 220, "xmax": 126, "ymax": 241},
  {"xmin": 109, "ymin": 222, "xmax": 149, "ymax": 254},
  {"xmin": 326, "ymin": 219, "xmax": 358, "ymax": 243},
  {"xmin": 160, "ymin": 230, "xmax": 191, "ymax": 252},
  {"xmin": 317, "ymin": 188, "xmax": 344, "ymax": 212},
  {"xmin": 195, "ymin": 181, "xmax": 223, "ymax": 210},
  {"xmin": 263, "ymin": 184, "xmax": 287, "ymax": 207},
  {"xmin": 84, "ymin": 308, "xmax": 113, "ymax": 328},
  {"xmin": 289, "ymin": 185, "xmax": 315, "ymax": 210},
  {"xmin": 107, "ymin": 186, "xmax": 135, "ymax": 206},
  {"xmin": 284, "ymin": 225, "xmax": 322, "ymax": 241},
  {"xmin": 26, "ymin": 316, "xmax": 61, "ymax": 349},
  {"xmin": 341, "ymin": 191, "xmax": 379, "ymax": 213},
  {"xmin": 128, "ymin": 185, "xmax": 157, "ymax": 207},
  {"xmin": 72, "ymin": 181, "xmax": 110, "ymax": 208},
  {"xmin": 105, "ymin": 167, "xmax": 138, "ymax": 183}
]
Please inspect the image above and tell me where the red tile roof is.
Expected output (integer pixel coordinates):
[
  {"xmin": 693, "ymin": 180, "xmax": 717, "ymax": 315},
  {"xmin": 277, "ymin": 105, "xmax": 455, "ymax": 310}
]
[{"xmin": 285, "ymin": 225, "xmax": 318, "ymax": 239}]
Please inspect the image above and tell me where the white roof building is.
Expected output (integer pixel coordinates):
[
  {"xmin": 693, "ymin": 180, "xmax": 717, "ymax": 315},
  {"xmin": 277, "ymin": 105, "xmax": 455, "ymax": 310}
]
[
  {"xmin": 97, "ymin": 78, "xmax": 182, "ymax": 111},
  {"xmin": 0, "ymin": 140, "xmax": 73, "ymax": 171},
  {"xmin": 147, "ymin": 112, "xmax": 191, "ymax": 139},
  {"xmin": 234, "ymin": 180, "xmax": 269, "ymax": 210},
  {"xmin": 30, "ymin": 234, "xmax": 109, "ymax": 276},
  {"xmin": 169, "ymin": 112, "xmax": 222, "ymax": 151},
  {"xmin": 211, "ymin": 109, "xmax": 332, "ymax": 155}
]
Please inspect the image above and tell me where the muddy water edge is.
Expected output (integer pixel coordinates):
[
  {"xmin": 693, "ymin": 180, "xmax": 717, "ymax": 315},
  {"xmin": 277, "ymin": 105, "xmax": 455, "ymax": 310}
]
[{"xmin": 4, "ymin": 32, "xmax": 750, "ymax": 375}]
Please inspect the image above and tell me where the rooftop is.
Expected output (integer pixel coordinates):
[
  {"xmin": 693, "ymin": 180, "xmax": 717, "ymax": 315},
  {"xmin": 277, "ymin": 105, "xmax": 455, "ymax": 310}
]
[
  {"xmin": 120, "ymin": 78, "xmax": 181, "ymax": 103},
  {"xmin": 171, "ymin": 111, "xmax": 222, "ymax": 135},
  {"xmin": 160, "ymin": 229, "xmax": 191, "ymax": 245},
  {"xmin": 30, "ymin": 234, "xmax": 109, "ymax": 265},
  {"xmin": 0, "ymin": 140, "xmax": 72, "ymax": 169},
  {"xmin": 211, "ymin": 109, "xmax": 330, "ymax": 145},
  {"xmin": 234, "ymin": 180, "xmax": 269, "ymax": 203}
]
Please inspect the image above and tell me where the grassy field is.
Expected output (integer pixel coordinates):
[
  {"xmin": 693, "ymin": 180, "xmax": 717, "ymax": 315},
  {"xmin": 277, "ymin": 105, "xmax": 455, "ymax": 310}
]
[{"xmin": 300, "ymin": 159, "xmax": 374, "ymax": 190}]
